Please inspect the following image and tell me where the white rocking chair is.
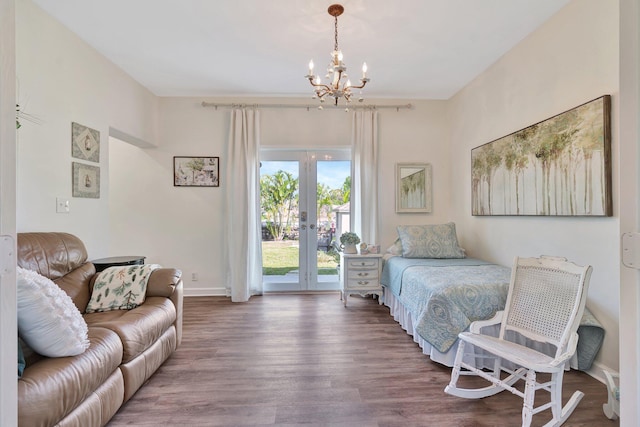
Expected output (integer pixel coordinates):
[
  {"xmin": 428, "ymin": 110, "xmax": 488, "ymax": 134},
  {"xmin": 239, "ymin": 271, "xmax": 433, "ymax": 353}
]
[{"xmin": 444, "ymin": 256, "xmax": 592, "ymax": 427}]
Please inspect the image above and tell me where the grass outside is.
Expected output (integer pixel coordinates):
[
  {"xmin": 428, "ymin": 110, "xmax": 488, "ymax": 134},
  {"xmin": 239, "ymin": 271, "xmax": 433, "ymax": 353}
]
[{"xmin": 262, "ymin": 240, "xmax": 339, "ymax": 275}]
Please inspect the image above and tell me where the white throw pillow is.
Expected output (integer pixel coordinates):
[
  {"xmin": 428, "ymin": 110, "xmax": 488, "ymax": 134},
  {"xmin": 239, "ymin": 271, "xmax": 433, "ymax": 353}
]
[{"xmin": 17, "ymin": 267, "xmax": 90, "ymax": 357}]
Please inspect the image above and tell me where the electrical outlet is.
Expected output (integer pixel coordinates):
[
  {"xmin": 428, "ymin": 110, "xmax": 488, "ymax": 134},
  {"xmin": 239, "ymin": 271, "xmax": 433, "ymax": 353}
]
[
  {"xmin": 191, "ymin": 272, "xmax": 199, "ymax": 281},
  {"xmin": 56, "ymin": 198, "xmax": 70, "ymax": 213}
]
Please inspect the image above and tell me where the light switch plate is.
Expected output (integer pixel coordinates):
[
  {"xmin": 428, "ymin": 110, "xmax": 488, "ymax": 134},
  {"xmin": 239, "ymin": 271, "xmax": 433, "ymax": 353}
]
[
  {"xmin": 622, "ymin": 232, "xmax": 640, "ymax": 269},
  {"xmin": 56, "ymin": 197, "xmax": 70, "ymax": 213}
]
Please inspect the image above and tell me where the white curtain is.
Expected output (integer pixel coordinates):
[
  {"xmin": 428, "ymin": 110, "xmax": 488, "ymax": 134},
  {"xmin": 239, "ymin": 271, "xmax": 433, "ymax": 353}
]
[
  {"xmin": 351, "ymin": 109, "xmax": 379, "ymax": 245},
  {"xmin": 224, "ymin": 108, "xmax": 263, "ymax": 302}
]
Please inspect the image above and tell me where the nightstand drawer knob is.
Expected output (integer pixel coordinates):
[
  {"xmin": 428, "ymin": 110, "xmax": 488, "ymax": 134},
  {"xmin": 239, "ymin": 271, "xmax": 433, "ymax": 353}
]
[
  {"xmin": 357, "ymin": 272, "xmax": 369, "ymax": 277},
  {"xmin": 357, "ymin": 281, "xmax": 370, "ymax": 285}
]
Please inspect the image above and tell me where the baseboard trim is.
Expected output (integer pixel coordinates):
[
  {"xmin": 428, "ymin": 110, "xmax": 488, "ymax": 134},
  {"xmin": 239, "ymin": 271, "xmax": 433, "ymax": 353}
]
[
  {"xmin": 184, "ymin": 287, "xmax": 227, "ymax": 297},
  {"xmin": 586, "ymin": 360, "xmax": 617, "ymax": 385}
]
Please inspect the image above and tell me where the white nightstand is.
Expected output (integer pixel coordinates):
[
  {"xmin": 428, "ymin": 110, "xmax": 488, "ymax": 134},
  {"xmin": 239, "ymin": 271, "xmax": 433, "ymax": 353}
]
[{"xmin": 339, "ymin": 252, "xmax": 384, "ymax": 307}]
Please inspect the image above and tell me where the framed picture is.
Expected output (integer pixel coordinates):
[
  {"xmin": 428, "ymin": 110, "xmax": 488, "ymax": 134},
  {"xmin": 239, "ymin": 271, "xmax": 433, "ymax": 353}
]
[
  {"xmin": 396, "ymin": 163, "xmax": 432, "ymax": 213},
  {"xmin": 471, "ymin": 95, "xmax": 612, "ymax": 216},
  {"xmin": 72, "ymin": 162, "xmax": 100, "ymax": 198},
  {"xmin": 174, "ymin": 156, "xmax": 219, "ymax": 187},
  {"xmin": 71, "ymin": 122, "xmax": 100, "ymax": 163}
]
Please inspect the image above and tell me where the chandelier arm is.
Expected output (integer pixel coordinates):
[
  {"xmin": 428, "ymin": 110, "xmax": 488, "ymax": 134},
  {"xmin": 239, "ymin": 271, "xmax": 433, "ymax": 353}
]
[
  {"xmin": 307, "ymin": 78, "xmax": 332, "ymax": 92},
  {"xmin": 344, "ymin": 80, "xmax": 369, "ymax": 91}
]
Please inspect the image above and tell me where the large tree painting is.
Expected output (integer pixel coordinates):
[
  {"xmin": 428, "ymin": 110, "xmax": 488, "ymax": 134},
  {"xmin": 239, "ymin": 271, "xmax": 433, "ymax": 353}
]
[{"xmin": 471, "ymin": 95, "xmax": 611, "ymax": 216}]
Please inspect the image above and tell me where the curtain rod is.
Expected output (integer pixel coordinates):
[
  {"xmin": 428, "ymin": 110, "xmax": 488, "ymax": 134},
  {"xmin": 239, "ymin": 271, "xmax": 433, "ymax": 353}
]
[{"xmin": 201, "ymin": 101, "xmax": 412, "ymax": 111}]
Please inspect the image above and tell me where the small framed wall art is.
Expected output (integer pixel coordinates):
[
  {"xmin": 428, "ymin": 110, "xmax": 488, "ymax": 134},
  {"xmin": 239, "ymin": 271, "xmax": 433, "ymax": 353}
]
[
  {"xmin": 174, "ymin": 156, "xmax": 219, "ymax": 187},
  {"xmin": 72, "ymin": 162, "xmax": 100, "ymax": 198},
  {"xmin": 396, "ymin": 163, "xmax": 433, "ymax": 213},
  {"xmin": 71, "ymin": 122, "xmax": 100, "ymax": 163}
]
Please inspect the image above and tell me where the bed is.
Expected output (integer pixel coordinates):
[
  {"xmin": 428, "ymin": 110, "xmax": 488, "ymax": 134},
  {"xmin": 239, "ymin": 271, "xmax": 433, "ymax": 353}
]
[{"xmin": 379, "ymin": 223, "xmax": 605, "ymax": 371}]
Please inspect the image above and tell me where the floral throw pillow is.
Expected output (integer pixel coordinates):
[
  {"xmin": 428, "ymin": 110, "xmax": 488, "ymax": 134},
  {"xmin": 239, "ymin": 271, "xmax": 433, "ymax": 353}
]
[
  {"xmin": 396, "ymin": 223, "xmax": 466, "ymax": 259},
  {"xmin": 86, "ymin": 264, "xmax": 160, "ymax": 313}
]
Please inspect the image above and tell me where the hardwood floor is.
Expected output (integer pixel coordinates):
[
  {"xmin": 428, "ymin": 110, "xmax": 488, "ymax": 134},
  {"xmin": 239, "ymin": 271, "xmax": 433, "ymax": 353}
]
[{"xmin": 108, "ymin": 294, "xmax": 616, "ymax": 426}]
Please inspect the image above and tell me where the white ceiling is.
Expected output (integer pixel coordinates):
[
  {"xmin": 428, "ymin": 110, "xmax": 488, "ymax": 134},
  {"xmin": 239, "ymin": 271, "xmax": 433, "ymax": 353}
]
[{"xmin": 31, "ymin": 0, "xmax": 570, "ymax": 100}]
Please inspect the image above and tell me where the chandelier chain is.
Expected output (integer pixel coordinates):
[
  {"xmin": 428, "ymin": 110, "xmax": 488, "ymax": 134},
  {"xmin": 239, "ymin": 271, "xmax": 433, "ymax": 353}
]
[{"xmin": 334, "ymin": 15, "xmax": 339, "ymax": 52}]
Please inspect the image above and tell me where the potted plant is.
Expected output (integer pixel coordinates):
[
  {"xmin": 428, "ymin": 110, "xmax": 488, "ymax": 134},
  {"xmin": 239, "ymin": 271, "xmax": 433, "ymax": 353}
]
[{"xmin": 340, "ymin": 232, "xmax": 360, "ymax": 254}]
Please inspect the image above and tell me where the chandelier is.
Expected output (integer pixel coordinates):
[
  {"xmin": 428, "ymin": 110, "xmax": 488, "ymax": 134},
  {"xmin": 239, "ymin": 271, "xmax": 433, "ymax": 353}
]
[{"xmin": 305, "ymin": 4, "xmax": 369, "ymax": 109}]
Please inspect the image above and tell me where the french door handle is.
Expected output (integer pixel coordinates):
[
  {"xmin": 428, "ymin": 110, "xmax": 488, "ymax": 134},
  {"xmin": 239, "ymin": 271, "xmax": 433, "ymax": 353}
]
[
  {"xmin": 309, "ymin": 224, "xmax": 315, "ymax": 230},
  {"xmin": 301, "ymin": 225, "xmax": 307, "ymax": 230}
]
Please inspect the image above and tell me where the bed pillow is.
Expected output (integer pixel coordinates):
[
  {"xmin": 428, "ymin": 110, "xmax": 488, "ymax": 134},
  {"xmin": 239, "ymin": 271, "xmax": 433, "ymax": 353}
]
[
  {"xmin": 396, "ymin": 223, "xmax": 466, "ymax": 259},
  {"xmin": 17, "ymin": 267, "xmax": 90, "ymax": 357},
  {"xmin": 385, "ymin": 238, "xmax": 403, "ymax": 256}
]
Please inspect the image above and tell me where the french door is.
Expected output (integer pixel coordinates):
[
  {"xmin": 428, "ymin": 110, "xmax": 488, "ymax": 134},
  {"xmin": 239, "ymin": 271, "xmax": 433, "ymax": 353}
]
[{"xmin": 260, "ymin": 149, "xmax": 351, "ymax": 292}]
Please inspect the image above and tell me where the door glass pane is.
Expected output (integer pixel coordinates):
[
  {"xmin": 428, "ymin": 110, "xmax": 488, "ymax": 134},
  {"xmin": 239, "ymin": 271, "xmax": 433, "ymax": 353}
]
[
  {"xmin": 316, "ymin": 160, "xmax": 351, "ymax": 284},
  {"xmin": 260, "ymin": 161, "xmax": 300, "ymax": 290}
]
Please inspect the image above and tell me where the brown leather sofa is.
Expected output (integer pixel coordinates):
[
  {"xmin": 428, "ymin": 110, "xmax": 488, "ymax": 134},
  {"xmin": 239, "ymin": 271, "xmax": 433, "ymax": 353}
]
[{"xmin": 17, "ymin": 232, "xmax": 183, "ymax": 427}]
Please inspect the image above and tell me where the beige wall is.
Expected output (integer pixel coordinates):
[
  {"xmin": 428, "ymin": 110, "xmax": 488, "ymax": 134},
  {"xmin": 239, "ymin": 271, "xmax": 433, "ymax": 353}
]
[
  {"xmin": 15, "ymin": 0, "xmax": 158, "ymax": 256},
  {"xmin": 448, "ymin": 0, "xmax": 619, "ymax": 375},
  {"xmin": 109, "ymin": 97, "xmax": 452, "ymax": 295}
]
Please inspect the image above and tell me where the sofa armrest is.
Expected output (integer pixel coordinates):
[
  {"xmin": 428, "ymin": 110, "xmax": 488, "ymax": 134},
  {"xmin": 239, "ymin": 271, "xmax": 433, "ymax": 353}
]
[
  {"xmin": 146, "ymin": 268, "xmax": 182, "ymax": 298},
  {"xmin": 146, "ymin": 268, "xmax": 183, "ymax": 346},
  {"xmin": 171, "ymin": 280, "xmax": 184, "ymax": 346}
]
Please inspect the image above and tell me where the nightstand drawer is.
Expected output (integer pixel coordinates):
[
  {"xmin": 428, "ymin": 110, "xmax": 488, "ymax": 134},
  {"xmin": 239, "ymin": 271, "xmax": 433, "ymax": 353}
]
[
  {"xmin": 346, "ymin": 278, "xmax": 379, "ymax": 288},
  {"xmin": 347, "ymin": 259, "xmax": 378, "ymax": 268},
  {"xmin": 347, "ymin": 269, "xmax": 379, "ymax": 280}
]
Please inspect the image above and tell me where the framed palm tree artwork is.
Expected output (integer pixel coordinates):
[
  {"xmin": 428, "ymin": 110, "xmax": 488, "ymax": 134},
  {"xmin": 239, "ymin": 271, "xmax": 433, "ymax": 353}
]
[{"xmin": 471, "ymin": 95, "xmax": 611, "ymax": 216}]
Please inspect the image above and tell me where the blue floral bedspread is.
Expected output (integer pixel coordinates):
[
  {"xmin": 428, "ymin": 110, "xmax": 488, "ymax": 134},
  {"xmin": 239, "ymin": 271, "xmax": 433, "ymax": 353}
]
[
  {"xmin": 381, "ymin": 256, "xmax": 604, "ymax": 370},
  {"xmin": 381, "ymin": 257, "xmax": 510, "ymax": 353}
]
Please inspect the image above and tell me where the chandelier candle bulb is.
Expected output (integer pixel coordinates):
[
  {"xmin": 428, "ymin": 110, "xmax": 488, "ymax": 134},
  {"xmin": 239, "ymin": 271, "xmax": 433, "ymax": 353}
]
[
  {"xmin": 362, "ymin": 62, "xmax": 367, "ymax": 78},
  {"xmin": 308, "ymin": 60, "xmax": 314, "ymax": 75}
]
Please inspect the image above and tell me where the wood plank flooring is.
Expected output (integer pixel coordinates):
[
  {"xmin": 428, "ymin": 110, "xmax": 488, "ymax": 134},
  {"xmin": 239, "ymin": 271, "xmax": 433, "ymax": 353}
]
[{"xmin": 107, "ymin": 294, "xmax": 616, "ymax": 426}]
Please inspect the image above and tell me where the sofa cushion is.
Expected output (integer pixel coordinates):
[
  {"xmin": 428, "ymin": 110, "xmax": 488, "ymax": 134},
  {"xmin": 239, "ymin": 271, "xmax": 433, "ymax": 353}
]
[
  {"xmin": 18, "ymin": 327, "xmax": 123, "ymax": 427},
  {"xmin": 54, "ymin": 262, "xmax": 96, "ymax": 313},
  {"xmin": 84, "ymin": 297, "xmax": 177, "ymax": 363},
  {"xmin": 17, "ymin": 266, "xmax": 90, "ymax": 357},
  {"xmin": 17, "ymin": 232, "xmax": 89, "ymax": 279}
]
